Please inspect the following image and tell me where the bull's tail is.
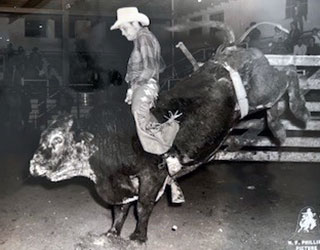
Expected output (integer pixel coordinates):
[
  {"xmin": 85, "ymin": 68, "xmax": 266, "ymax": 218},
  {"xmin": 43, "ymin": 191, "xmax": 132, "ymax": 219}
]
[
  {"xmin": 237, "ymin": 22, "xmax": 289, "ymax": 45},
  {"xmin": 286, "ymin": 68, "xmax": 310, "ymax": 125}
]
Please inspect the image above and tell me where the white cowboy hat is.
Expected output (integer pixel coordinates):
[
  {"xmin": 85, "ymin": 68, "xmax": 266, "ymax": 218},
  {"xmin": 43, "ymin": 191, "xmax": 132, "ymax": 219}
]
[{"xmin": 110, "ymin": 7, "xmax": 150, "ymax": 30}]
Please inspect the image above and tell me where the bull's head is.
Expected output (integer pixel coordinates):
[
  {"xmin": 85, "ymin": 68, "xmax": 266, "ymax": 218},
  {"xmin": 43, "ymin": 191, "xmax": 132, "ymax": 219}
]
[{"xmin": 30, "ymin": 115, "xmax": 98, "ymax": 183}]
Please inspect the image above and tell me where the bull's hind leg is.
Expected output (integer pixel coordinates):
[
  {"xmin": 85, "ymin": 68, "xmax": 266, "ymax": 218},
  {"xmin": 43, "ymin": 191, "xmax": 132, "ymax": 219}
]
[
  {"xmin": 286, "ymin": 68, "xmax": 310, "ymax": 124},
  {"xmin": 130, "ymin": 169, "xmax": 166, "ymax": 243},
  {"xmin": 130, "ymin": 200, "xmax": 155, "ymax": 243},
  {"xmin": 267, "ymin": 103, "xmax": 286, "ymax": 144},
  {"xmin": 106, "ymin": 204, "xmax": 130, "ymax": 237}
]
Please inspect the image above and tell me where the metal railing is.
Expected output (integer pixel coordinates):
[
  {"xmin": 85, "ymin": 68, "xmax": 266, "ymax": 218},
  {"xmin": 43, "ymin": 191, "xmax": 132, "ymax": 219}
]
[
  {"xmin": 160, "ymin": 47, "xmax": 213, "ymax": 91},
  {"xmin": 22, "ymin": 78, "xmax": 50, "ymax": 128}
]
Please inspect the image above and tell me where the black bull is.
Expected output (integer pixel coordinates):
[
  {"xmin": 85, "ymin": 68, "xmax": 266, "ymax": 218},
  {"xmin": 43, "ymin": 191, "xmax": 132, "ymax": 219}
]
[{"xmin": 29, "ymin": 47, "xmax": 309, "ymax": 242}]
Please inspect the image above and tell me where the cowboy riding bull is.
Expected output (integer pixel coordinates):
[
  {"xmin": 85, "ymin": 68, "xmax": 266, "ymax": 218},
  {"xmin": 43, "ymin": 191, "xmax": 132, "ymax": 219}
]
[{"xmin": 29, "ymin": 9, "xmax": 309, "ymax": 244}]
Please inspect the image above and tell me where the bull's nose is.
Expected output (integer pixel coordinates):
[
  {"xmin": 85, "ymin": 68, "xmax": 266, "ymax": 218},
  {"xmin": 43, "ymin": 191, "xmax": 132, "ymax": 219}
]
[
  {"xmin": 29, "ymin": 159, "xmax": 45, "ymax": 176},
  {"xmin": 33, "ymin": 153, "xmax": 41, "ymax": 161},
  {"xmin": 29, "ymin": 159, "xmax": 38, "ymax": 175}
]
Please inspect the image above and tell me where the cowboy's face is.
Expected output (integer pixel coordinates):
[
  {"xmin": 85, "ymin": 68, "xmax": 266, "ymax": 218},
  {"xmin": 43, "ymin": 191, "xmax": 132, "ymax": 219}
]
[{"xmin": 119, "ymin": 22, "xmax": 139, "ymax": 41}]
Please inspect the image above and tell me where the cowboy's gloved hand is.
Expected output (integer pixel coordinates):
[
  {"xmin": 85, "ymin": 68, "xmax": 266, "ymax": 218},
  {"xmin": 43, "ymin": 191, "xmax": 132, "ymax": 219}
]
[{"xmin": 125, "ymin": 88, "xmax": 133, "ymax": 105}]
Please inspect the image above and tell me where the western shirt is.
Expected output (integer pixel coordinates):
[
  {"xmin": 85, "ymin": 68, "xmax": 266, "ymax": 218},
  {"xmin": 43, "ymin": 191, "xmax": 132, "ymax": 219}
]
[{"xmin": 125, "ymin": 27, "xmax": 165, "ymax": 89}]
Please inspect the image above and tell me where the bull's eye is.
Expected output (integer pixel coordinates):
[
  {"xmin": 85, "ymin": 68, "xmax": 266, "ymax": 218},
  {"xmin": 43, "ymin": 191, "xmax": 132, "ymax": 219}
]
[{"xmin": 52, "ymin": 136, "xmax": 63, "ymax": 145}]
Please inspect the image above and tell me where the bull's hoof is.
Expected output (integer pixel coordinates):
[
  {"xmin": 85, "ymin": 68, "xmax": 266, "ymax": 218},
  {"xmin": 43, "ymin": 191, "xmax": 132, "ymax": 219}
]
[
  {"xmin": 129, "ymin": 232, "xmax": 147, "ymax": 243},
  {"xmin": 301, "ymin": 110, "xmax": 311, "ymax": 125},
  {"xmin": 104, "ymin": 229, "xmax": 120, "ymax": 238},
  {"xmin": 76, "ymin": 231, "xmax": 134, "ymax": 249},
  {"xmin": 274, "ymin": 129, "xmax": 286, "ymax": 145}
]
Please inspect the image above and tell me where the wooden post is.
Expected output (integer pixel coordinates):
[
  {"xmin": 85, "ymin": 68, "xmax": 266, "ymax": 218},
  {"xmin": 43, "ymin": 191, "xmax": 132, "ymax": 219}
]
[
  {"xmin": 62, "ymin": 0, "xmax": 70, "ymax": 87},
  {"xmin": 176, "ymin": 42, "xmax": 200, "ymax": 71},
  {"xmin": 171, "ymin": 0, "xmax": 175, "ymax": 79},
  {"xmin": 266, "ymin": 55, "xmax": 320, "ymax": 66}
]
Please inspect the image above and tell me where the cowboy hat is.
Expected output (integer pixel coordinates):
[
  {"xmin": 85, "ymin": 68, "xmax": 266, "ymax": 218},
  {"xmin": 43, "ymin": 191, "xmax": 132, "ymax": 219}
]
[{"xmin": 110, "ymin": 7, "xmax": 150, "ymax": 30}]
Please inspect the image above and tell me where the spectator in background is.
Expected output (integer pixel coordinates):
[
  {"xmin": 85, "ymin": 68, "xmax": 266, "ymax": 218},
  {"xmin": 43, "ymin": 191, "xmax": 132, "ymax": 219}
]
[
  {"xmin": 306, "ymin": 37, "xmax": 320, "ymax": 55},
  {"xmin": 272, "ymin": 26, "xmax": 288, "ymax": 43},
  {"xmin": 286, "ymin": 21, "xmax": 301, "ymax": 53},
  {"xmin": 293, "ymin": 38, "xmax": 307, "ymax": 55},
  {"xmin": 46, "ymin": 64, "xmax": 63, "ymax": 96},
  {"xmin": 28, "ymin": 47, "xmax": 43, "ymax": 78},
  {"xmin": 293, "ymin": 0, "xmax": 307, "ymax": 32},
  {"xmin": 20, "ymin": 86, "xmax": 31, "ymax": 128},
  {"xmin": 306, "ymin": 36, "xmax": 320, "ymax": 76},
  {"xmin": 299, "ymin": 0, "xmax": 308, "ymax": 21},
  {"xmin": 14, "ymin": 46, "xmax": 27, "ymax": 86},
  {"xmin": 311, "ymin": 28, "xmax": 320, "ymax": 46},
  {"xmin": 57, "ymin": 87, "xmax": 74, "ymax": 114},
  {"xmin": 5, "ymin": 43, "xmax": 14, "ymax": 59},
  {"xmin": 270, "ymin": 26, "xmax": 288, "ymax": 54},
  {"xmin": 247, "ymin": 22, "xmax": 261, "ymax": 48},
  {"xmin": 4, "ymin": 43, "xmax": 15, "ymax": 84}
]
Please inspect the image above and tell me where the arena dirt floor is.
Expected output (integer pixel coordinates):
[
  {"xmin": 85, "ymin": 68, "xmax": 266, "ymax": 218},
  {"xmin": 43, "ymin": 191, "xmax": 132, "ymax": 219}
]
[{"xmin": 1, "ymin": 128, "xmax": 320, "ymax": 250}]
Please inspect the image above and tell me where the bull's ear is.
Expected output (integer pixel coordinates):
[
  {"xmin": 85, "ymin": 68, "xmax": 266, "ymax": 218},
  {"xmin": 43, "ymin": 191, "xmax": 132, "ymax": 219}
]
[
  {"xmin": 56, "ymin": 114, "xmax": 73, "ymax": 131},
  {"xmin": 79, "ymin": 131, "xmax": 94, "ymax": 142},
  {"xmin": 49, "ymin": 114, "xmax": 66, "ymax": 128},
  {"xmin": 65, "ymin": 115, "xmax": 73, "ymax": 130}
]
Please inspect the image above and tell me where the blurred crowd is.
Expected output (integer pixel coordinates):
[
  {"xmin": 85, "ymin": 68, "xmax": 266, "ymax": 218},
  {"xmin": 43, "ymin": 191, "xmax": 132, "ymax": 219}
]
[
  {"xmin": 240, "ymin": 0, "xmax": 318, "ymax": 57},
  {"xmin": 269, "ymin": 23, "xmax": 320, "ymax": 56},
  {"xmin": 0, "ymin": 40, "xmax": 124, "ymax": 130},
  {"xmin": 243, "ymin": 20, "xmax": 320, "ymax": 78},
  {"xmin": 0, "ymin": 43, "xmax": 75, "ymax": 130},
  {"xmin": 3, "ymin": 44, "xmax": 47, "ymax": 86},
  {"xmin": 244, "ymin": 20, "xmax": 320, "ymax": 57}
]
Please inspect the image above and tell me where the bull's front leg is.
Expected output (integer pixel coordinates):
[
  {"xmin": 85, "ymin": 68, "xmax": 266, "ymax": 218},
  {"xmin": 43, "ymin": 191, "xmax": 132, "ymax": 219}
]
[{"xmin": 106, "ymin": 204, "xmax": 130, "ymax": 237}]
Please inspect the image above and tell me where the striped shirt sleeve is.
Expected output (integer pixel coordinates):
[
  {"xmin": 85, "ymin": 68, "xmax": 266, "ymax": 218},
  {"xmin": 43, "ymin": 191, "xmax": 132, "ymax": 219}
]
[{"xmin": 135, "ymin": 34, "xmax": 158, "ymax": 83}]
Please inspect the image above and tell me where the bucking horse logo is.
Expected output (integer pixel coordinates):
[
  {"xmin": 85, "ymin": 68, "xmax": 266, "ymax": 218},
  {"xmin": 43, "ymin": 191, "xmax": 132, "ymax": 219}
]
[{"xmin": 298, "ymin": 208, "xmax": 317, "ymax": 233}]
